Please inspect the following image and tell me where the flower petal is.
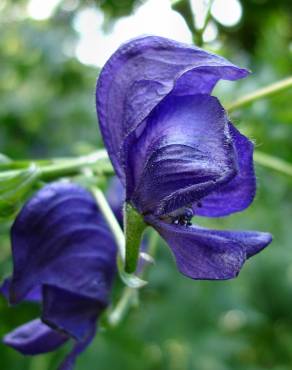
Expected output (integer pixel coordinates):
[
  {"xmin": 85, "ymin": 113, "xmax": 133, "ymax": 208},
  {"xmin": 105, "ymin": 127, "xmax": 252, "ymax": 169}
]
[
  {"xmin": 3, "ymin": 319, "xmax": 68, "ymax": 355},
  {"xmin": 42, "ymin": 285, "xmax": 104, "ymax": 340},
  {"xmin": 96, "ymin": 35, "xmax": 248, "ymax": 181},
  {"xmin": 106, "ymin": 176, "xmax": 125, "ymax": 225},
  {"xmin": 127, "ymin": 94, "xmax": 237, "ymax": 215},
  {"xmin": 1, "ymin": 277, "xmax": 41, "ymax": 302},
  {"xmin": 149, "ymin": 217, "xmax": 272, "ymax": 280},
  {"xmin": 58, "ymin": 326, "xmax": 96, "ymax": 370},
  {"xmin": 194, "ymin": 123, "xmax": 256, "ymax": 217},
  {"xmin": 9, "ymin": 181, "xmax": 116, "ymax": 308}
]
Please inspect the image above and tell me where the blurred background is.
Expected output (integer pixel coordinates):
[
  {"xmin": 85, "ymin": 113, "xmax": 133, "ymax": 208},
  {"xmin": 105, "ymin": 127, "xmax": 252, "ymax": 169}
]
[{"xmin": 0, "ymin": 0, "xmax": 292, "ymax": 369}]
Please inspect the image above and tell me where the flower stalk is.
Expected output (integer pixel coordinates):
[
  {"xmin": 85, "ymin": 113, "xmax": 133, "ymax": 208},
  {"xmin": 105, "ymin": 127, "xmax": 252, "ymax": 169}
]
[
  {"xmin": 92, "ymin": 187, "xmax": 125, "ymax": 261},
  {"xmin": 227, "ymin": 76, "xmax": 292, "ymax": 112},
  {"xmin": 254, "ymin": 151, "xmax": 292, "ymax": 177},
  {"xmin": 0, "ymin": 150, "xmax": 114, "ymax": 182},
  {"xmin": 92, "ymin": 187, "xmax": 147, "ymax": 289},
  {"xmin": 108, "ymin": 230, "xmax": 160, "ymax": 327}
]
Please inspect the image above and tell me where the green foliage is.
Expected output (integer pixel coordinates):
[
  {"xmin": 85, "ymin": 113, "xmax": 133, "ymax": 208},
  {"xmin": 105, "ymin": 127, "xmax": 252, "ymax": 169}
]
[
  {"xmin": 1, "ymin": 1, "xmax": 292, "ymax": 370},
  {"xmin": 99, "ymin": 0, "xmax": 141, "ymax": 21},
  {"xmin": 0, "ymin": 165, "xmax": 39, "ymax": 219}
]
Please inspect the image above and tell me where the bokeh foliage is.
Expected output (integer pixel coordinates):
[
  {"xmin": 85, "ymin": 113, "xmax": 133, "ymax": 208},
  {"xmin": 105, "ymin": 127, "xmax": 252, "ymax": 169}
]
[{"xmin": 1, "ymin": 0, "xmax": 292, "ymax": 369}]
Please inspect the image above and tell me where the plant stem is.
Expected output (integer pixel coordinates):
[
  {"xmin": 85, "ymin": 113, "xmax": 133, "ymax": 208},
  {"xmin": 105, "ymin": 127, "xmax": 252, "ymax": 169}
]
[
  {"xmin": 92, "ymin": 188, "xmax": 147, "ymax": 289},
  {"xmin": 0, "ymin": 150, "xmax": 114, "ymax": 181},
  {"xmin": 195, "ymin": 0, "xmax": 214, "ymax": 45},
  {"xmin": 91, "ymin": 187, "xmax": 125, "ymax": 261},
  {"xmin": 227, "ymin": 76, "xmax": 292, "ymax": 112},
  {"xmin": 254, "ymin": 151, "xmax": 292, "ymax": 177},
  {"xmin": 171, "ymin": 0, "xmax": 200, "ymax": 45},
  {"xmin": 108, "ymin": 230, "xmax": 160, "ymax": 327},
  {"xmin": 107, "ymin": 287, "xmax": 138, "ymax": 327}
]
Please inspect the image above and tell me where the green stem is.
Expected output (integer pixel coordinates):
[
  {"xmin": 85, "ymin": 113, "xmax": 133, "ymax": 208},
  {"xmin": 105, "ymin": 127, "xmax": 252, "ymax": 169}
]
[
  {"xmin": 0, "ymin": 159, "xmax": 52, "ymax": 170},
  {"xmin": 124, "ymin": 202, "xmax": 147, "ymax": 273},
  {"xmin": 171, "ymin": 0, "xmax": 200, "ymax": 45},
  {"xmin": 108, "ymin": 230, "xmax": 160, "ymax": 327},
  {"xmin": 0, "ymin": 150, "xmax": 114, "ymax": 181},
  {"xmin": 91, "ymin": 187, "xmax": 125, "ymax": 261},
  {"xmin": 107, "ymin": 287, "xmax": 138, "ymax": 327},
  {"xmin": 254, "ymin": 151, "xmax": 292, "ymax": 177},
  {"xmin": 196, "ymin": 0, "xmax": 214, "ymax": 44},
  {"xmin": 92, "ymin": 188, "xmax": 147, "ymax": 289},
  {"xmin": 227, "ymin": 76, "xmax": 292, "ymax": 112}
]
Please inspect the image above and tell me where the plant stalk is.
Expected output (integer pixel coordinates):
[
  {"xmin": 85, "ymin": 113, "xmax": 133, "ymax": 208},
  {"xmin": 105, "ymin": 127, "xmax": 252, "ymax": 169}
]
[
  {"xmin": 227, "ymin": 76, "xmax": 292, "ymax": 112},
  {"xmin": 0, "ymin": 150, "xmax": 113, "ymax": 181}
]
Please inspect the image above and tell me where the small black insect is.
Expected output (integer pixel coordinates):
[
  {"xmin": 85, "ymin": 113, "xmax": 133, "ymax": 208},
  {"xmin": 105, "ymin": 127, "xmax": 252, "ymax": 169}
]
[{"xmin": 161, "ymin": 206, "xmax": 193, "ymax": 226}]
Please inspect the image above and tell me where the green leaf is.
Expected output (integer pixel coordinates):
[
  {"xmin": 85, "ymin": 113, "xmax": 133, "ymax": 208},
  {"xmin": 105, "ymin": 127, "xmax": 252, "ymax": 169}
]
[
  {"xmin": 0, "ymin": 165, "xmax": 40, "ymax": 219},
  {"xmin": 124, "ymin": 202, "xmax": 147, "ymax": 274}
]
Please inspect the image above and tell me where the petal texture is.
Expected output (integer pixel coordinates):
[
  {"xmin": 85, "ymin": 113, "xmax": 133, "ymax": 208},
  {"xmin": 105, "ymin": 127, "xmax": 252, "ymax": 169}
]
[
  {"xmin": 9, "ymin": 181, "xmax": 116, "ymax": 307},
  {"xmin": 194, "ymin": 123, "xmax": 256, "ymax": 217},
  {"xmin": 106, "ymin": 176, "xmax": 125, "ymax": 225},
  {"xmin": 128, "ymin": 94, "xmax": 237, "ymax": 215},
  {"xmin": 4, "ymin": 181, "xmax": 117, "ymax": 367},
  {"xmin": 3, "ymin": 319, "xmax": 68, "ymax": 355},
  {"xmin": 42, "ymin": 285, "xmax": 103, "ymax": 340},
  {"xmin": 58, "ymin": 326, "xmax": 96, "ymax": 370},
  {"xmin": 96, "ymin": 35, "xmax": 248, "ymax": 181},
  {"xmin": 149, "ymin": 217, "xmax": 272, "ymax": 280},
  {"xmin": 0, "ymin": 277, "xmax": 41, "ymax": 302}
]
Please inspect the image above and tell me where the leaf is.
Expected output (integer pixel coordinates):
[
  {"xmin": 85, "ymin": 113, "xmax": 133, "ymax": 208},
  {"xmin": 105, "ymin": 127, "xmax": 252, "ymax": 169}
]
[
  {"xmin": 0, "ymin": 165, "xmax": 40, "ymax": 219},
  {"xmin": 124, "ymin": 203, "xmax": 147, "ymax": 274}
]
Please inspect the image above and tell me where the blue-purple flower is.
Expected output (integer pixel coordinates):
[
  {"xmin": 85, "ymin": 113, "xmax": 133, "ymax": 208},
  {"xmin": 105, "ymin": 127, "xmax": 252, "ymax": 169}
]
[
  {"xmin": 96, "ymin": 35, "xmax": 272, "ymax": 280},
  {"xmin": 1, "ymin": 181, "xmax": 117, "ymax": 369}
]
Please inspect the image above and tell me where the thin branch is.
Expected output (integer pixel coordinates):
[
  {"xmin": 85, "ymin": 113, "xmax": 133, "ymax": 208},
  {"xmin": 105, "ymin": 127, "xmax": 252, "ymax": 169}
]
[
  {"xmin": 254, "ymin": 151, "xmax": 292, "ymax": 177},
  {"xmin": 108, "ymin": 230, "xmax": 160, "ymax": 327},
  {"xmin": 227, "ymin": 76, "xmax": 292, "ymax": 112},
  {"xmin": 0, "ymin": 150, "xmax": 113, "ymax": 181},
  {"xmin": 91, "ymin": 187, "xmax": 125, "ymax": 261}
]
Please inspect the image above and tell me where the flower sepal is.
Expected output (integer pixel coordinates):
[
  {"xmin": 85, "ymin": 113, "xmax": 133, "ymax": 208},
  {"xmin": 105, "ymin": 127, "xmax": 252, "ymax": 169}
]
[{"xmin": 117, "ymin": 256, "xmax": 148, "ymax": 288}]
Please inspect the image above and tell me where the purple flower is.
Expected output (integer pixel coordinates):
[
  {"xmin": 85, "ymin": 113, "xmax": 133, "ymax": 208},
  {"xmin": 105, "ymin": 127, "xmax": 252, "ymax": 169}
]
[
  {"xmin": 96, "ymin": 35, "xmax": 272, "ymax": 280},
  {"xmin": 1, "ymin": 181, "xmax": 117, "ymax": 370}
]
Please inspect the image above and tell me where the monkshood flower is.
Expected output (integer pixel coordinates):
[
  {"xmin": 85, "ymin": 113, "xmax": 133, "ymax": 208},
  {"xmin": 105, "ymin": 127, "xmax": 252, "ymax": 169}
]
[
  {"xmin": 1, "ymin": 181, "xmax": 117, "ymax": 370},
  {"xmin": 96, "ymin": 35, "xmax": 272, "ymax": 279}
]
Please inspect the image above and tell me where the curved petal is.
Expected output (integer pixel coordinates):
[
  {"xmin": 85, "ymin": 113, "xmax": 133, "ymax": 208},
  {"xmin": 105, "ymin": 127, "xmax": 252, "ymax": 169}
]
[
  {"xmin": 148, "ymin": 217, "xmax": 272, "ymax": 280},
  {"xmin": 1, "ymin": 277, "xmax": 41, "ymax": 302},
  {"xmin": 42, "ymin": 285, "xmax": 104, "ymax": 341},
  {"xmin": 9, "ymin": 181, "xmax": 116, "ymax": 306},
  {"xmin": 127, "ymin": 94, "xmax": 237, "ymax": 215},
  {"xmin": 194, "ymin": 123, "xmax": 256, "ymax": 217},
  {"xmin": 58, "ymin": 326, "xmax": 96, "ymax": 370},
  {"xmin": 4, "ymin": 317, "xmax": 95, "ymax": 370},
  {"xmin": 3, "ymin": 319, "xmax": 68, "ymax": 355},
  {"xmin": 96, "ymin": 35, "xmax": 249, "ymax": 181},
  {"xmin": 106, "ymin": 176, "xmax": 125, "ymax": 225},
  {"xmin": 0, "ymin": 278, "xmax": 11, "ymax": 300}
]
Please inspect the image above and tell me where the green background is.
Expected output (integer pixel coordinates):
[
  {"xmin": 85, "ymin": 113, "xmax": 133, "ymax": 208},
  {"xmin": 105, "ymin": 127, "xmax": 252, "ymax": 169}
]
[{"xmin": 1, "ymin": 0, "xmax": 292, "ymax": 369}]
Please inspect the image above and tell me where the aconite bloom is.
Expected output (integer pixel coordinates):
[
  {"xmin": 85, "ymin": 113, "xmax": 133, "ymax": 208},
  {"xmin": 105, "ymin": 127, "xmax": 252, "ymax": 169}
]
[
  {"xmin": 1, "ymin": 182, "xmax": 117, "ymax": 370},
  {"xmin": 96, "ymin": 35, "xmax": 272, "ymax": 280}
]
